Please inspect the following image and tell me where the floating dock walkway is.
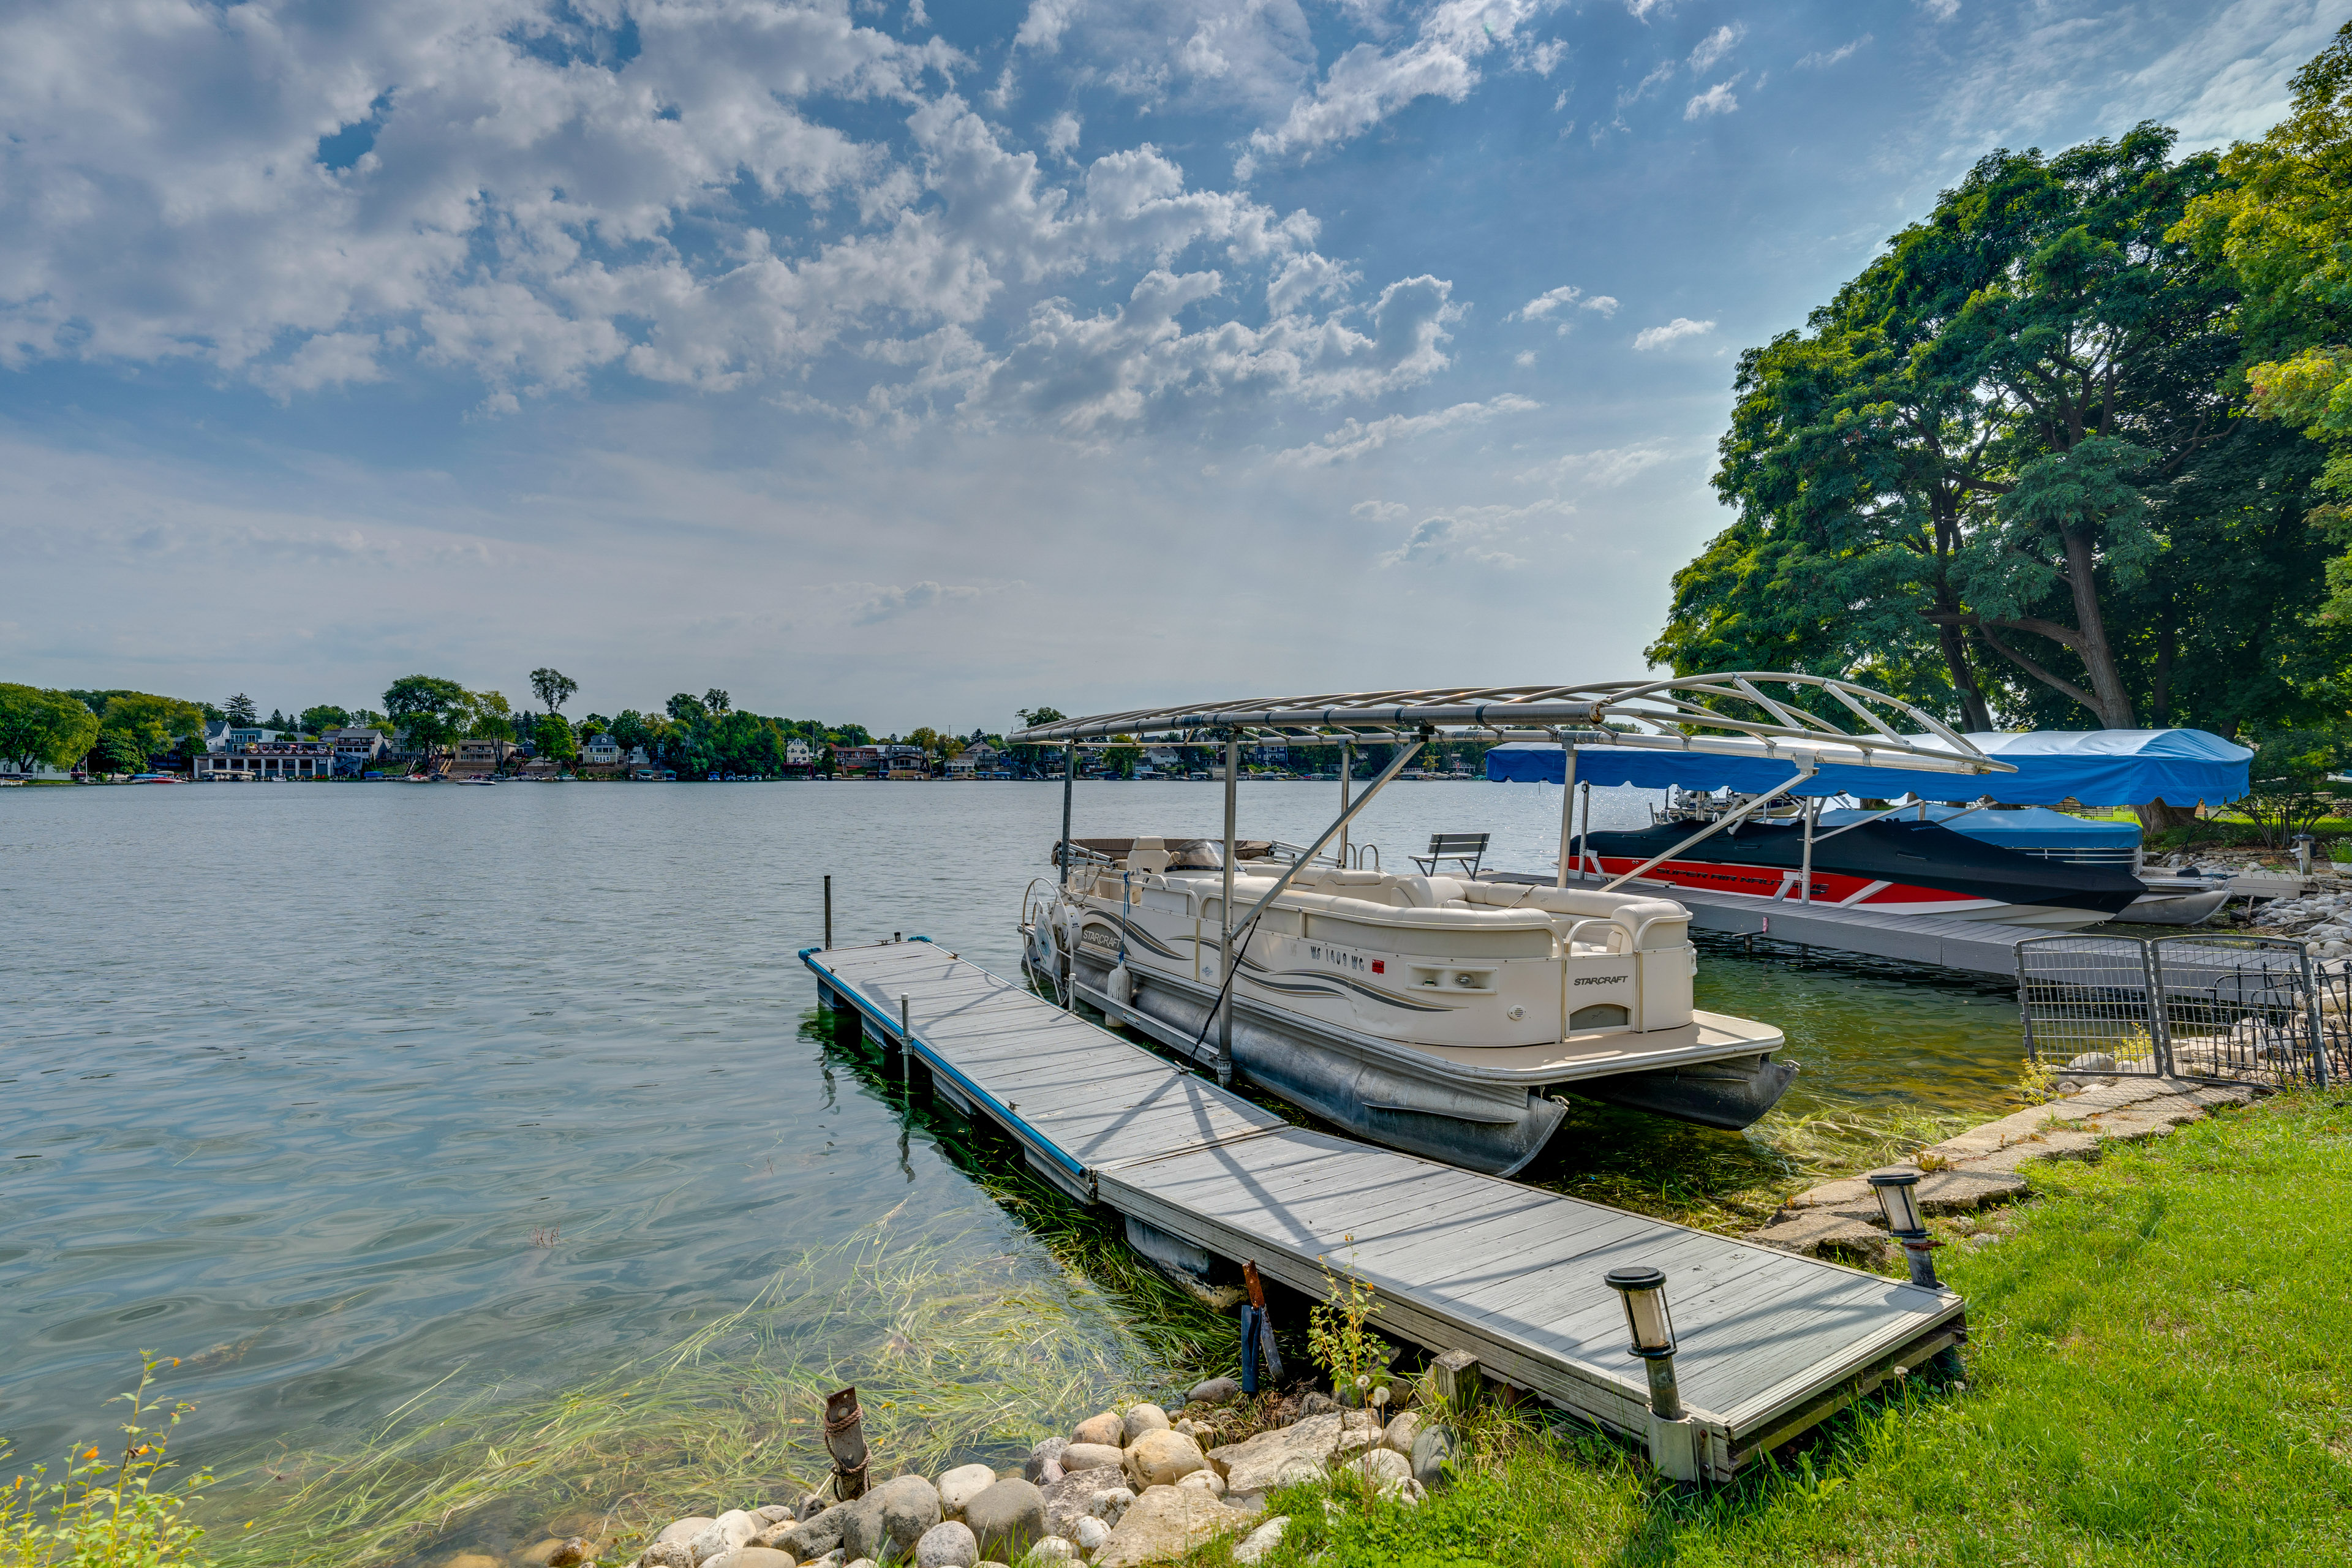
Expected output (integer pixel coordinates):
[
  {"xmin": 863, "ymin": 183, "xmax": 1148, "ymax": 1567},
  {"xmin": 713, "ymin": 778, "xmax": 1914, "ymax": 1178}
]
[{"xmin": 804, "ymin": 937, "xmax": 1964, "ymax": 1483}]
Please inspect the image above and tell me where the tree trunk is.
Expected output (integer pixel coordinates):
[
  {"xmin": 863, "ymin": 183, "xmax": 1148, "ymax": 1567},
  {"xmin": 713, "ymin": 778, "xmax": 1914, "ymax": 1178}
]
[
  {"xmin": 2136, "ymin": 798, "xmax": 2201, "ymax": 832},
  {"xmin": 1932, "ymin": 616, "xmax": 1996, "ymax": 733},
  {"xmin": 2060, "ymin": 527, "xmax": 2138, "ymax": 728}
]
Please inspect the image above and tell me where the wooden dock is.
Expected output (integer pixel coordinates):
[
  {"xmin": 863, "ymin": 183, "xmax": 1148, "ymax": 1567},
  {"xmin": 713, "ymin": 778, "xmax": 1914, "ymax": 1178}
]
[{"xmin": 804, "ymin": 938, "xmax": 1965, "ymax": 1482}]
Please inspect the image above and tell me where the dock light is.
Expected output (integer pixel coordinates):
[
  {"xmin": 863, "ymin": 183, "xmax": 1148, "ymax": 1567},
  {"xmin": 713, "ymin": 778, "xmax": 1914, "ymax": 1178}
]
[
  {"xmin": 1866, "ymin": 1170, "xmax": 1943, "ymax": 1290},
  {"xmin": 1605, "ymin": 1265, "xmax": 1682, "ymax": 1421}
]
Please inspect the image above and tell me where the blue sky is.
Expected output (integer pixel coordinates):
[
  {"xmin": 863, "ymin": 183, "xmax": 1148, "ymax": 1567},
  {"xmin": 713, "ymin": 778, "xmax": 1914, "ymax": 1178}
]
[{"xmin": 4, "ymin": 0, "xmax": 2345, "ymax": 732}]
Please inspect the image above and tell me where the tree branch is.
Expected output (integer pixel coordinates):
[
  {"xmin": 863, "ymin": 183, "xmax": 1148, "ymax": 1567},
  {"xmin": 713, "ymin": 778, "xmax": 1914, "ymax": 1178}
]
[{"xmin": 1974, "ymin": 623, "xmax": 2103, "ymax": 718}]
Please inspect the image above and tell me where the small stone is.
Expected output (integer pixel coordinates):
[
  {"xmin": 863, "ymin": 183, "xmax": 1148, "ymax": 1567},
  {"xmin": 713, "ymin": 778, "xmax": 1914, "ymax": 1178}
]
[
  {"xmin": 637, "ymin": 1547, "xmax": 693, "ymax": 1568},
  {"xmin": 1058, "ymin": 1443, "xmax": 1124, "ymax": 1476},
  {"xmin": 938, "ymin": 1463, "xmax": 998, "ymax": 1518},
  {"xmin": 1025, "ymin": 1538, "xmax": 1077, "ymax": 1564},
  {"xmin": 1071, "ymin": 1412, "xmax": 1124, "ymax": 1448},
  {"xmin": 1345, "ymin": 1448, "xmax": 1412, "ymax": 1491},
  {"xmin": 2065, "ymin": 1051, "xmax": 2119, "ymax": 1072},
  {"xmin": 1231, "ymin": 1517, "xmax": 1288, "ymax": 1567},
  {"xmin": 1023, "ymin": 1438, "xmax": 1068, "ymax": 1487},
  {"xmin": 516, "ymin": 1539, "xmax": 569, "ymax": 1567},
  {"xmin": 914, "ymin": 1520, "xmax": 978, "ymax": 1568},
  {"xmin": 725, "ymin": 1552, "xmax": 794, "ymax": 1568},
  {"xmin": 548, "ymin": 1539, "xmax": 594, "ymax": 1568},
  {"xmin": 692, "ymin": 1511, "xmax": 760, "ymax": 1565},
  {"xmin": 754, "ymin": 1506, "xmax": 796, "ymax": 1526},
  {"xmin": 1409, "ymin": 1426, "xmax": 1457, "ymax": 1491},
  {"xmin": 962, "ymin": 1479, "xmax": 1046, "ymax": 1562},
  {"xmin": 1087, "ymin": 1489, "xmax": 1136, "ymax": 1528},
  {"xmin": 1381, "ymin": 1411, "xmax": 1422, "ymax": 1455},
  {"xmin": 1119, "ymin": 1405, "xmax": 1170, "ymax": 1445},
  {"xmin": 1170, "ymin": 1419, "xmax": 1203, "ymax": 1439},
  {"xmin": 1123, "ymin": 1429, "xmax": 1207, "ymax": 1488},
  {"xmin": 1174, "ymin": 1469, "xmax": 1226, "ymax": 1499},
  {"xmin": 840, "ymin": 1475, "xmax": 939, "ymax": 1561},
  {"xmin": 1091, "ymin": 1488, "xmax": 1249, "ymax": 1568},
  {"xmin": 1186, "ymin": 1376, "xmax": 1241, "ymax": 1408},
  {"xmin": 794, "ymin": 1495, "xmax": 829, "ymax": 1523},
  {"xmin": 440, "ymin": 1556, "xmax": 503, "ymax": 1568},
  {"xmin": 1295, "ymin": 1391, "xmax": 1340, "ymax": 1416},
  {"xmin": 658, "ymin": 1521, "xmax": 719, "ymax": 1548}
]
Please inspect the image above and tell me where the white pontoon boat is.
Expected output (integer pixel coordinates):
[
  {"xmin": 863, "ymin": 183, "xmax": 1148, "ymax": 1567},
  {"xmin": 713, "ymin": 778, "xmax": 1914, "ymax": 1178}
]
[{"xmin": 1012, "ymin": 674, "xmax": 2013, "ymax": 1176}]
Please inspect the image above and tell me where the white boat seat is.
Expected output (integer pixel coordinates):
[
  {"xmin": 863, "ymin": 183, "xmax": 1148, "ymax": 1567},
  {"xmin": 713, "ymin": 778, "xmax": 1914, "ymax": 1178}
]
[{"xmin": 1126, "ymin": 836, "xmax": 1172, "ymax": 873}]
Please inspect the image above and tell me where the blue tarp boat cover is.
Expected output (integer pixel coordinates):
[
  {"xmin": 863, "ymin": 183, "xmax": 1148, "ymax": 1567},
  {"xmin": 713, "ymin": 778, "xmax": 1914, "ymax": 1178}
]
[
  {"xmin": 1483, "ymin": 728, "xmax": 2250, "ymax": 807},
  {"xmin": 1819, "ymin": 804, "xmax": 2142, "ymax": 850}
]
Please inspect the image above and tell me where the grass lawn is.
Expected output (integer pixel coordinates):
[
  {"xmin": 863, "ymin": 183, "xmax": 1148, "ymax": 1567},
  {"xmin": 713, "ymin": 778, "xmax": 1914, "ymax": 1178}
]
[{"xmin": 1218, "ymin": 1090, "xmax": 2352, "ymax": 1567}]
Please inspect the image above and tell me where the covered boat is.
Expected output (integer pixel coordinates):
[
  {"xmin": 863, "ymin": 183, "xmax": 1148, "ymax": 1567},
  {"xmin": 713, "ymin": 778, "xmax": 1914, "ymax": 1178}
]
[
  {"xmin": 1011, "ymin": 674, "xmax": 2016, "ymax": 1175},
  {"xmin": 1488, "ymin": 726, "xmax": 2253, "ymax": 930}
]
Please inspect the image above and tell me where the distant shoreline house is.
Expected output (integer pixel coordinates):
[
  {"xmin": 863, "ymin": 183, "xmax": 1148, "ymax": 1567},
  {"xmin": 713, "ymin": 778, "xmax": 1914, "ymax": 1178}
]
[
  {"xmin": 326, "ymin": 727, "xmax": 391, "ymax": 775},
  {"xmin": 835, "ymin": 743, "xmax": 929, "ymax": 778},
  {"xmin": 579, "ymin": 733, "xmax": 624, "ymax": 774},
  {"xmin": 448, "ymin": 739, "xmax": 517, "ymax": 779},
  {"xmin": 784, "ymin": 737, "xmax": 815, "ymax": 776},
  {"xmin": 195, "ymin": 741, "xmax": 335, "ymax": 780}
]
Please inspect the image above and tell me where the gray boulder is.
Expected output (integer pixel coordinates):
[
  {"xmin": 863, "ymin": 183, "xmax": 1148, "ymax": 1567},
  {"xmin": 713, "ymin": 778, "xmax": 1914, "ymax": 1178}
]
[
  {"xmin": 1118, "ymin": 1404, "xmax": 1170, "ymax": 1444},
  {"xmin": 1410, "ymin": 1425, "xmax": 1457, "ymax": 1491},
  {"xmin": 914, "ymin": 1520, "xmax": 978, "ymax": 1568},
  {"xmin": 780, "ymin": 1501, "xmax": 853, "ymax": 1559},
  {"xmin": 1022, "ymin": 1437, "xmax": 1068, "ymax": 1486},
  {"xmin": 1186, "ymin": 1376, "xmax": 1241, "ymax": 1408},
  {"xmin": 1039, "ymin": 1467, "xmax": 1112, "ymax": 1540},
  {"xmin": 841, "ymin": 1475, "xmax": 939, "ymax": 1561},
  {"xmin": 960, "ymin": 1479, "xmax": 1045, "ymax": 1562}
]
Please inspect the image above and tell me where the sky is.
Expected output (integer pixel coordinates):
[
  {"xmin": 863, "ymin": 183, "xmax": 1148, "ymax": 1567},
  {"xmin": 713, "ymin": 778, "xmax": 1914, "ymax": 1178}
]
[{"xmin": 5, "ymin": 0, "xmax": 2348, "ymax": 734}]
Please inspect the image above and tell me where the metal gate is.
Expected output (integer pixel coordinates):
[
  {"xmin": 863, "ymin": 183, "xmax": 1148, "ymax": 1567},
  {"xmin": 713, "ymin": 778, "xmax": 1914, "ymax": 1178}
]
[{"xmin": 2016, "ymin": 933, "xmax": 2337, "ymax": 1088}]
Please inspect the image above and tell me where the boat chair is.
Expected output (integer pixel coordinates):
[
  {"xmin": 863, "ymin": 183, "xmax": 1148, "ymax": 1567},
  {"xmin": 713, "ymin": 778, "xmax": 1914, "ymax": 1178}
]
[{"xmin": 1412, "ymin": 832, "xmax": 1490, "ymax": 877}]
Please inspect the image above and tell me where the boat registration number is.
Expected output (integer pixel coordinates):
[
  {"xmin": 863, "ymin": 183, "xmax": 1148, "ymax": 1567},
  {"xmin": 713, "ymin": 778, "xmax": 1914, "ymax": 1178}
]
[{"xmin": 1307, "ymin": 943, "xmax": 1368, "ymax": 973}]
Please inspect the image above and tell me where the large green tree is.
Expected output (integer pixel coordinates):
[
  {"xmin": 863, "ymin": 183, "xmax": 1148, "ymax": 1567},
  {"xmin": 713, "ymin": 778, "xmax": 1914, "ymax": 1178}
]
[
  {"xmin": 1664, "ymin": 122, "xmax": 2331, "ymax": 757},
  {"xmin": 383, "ymin": 674, "xmax": 470, "ymax": 757},
  {"xmin": 0, "ymin": 685, "xmax": 100, "ymax": 774},
  {"xmin": 530, "ymin": 668, "xmax": 578, "ymax": 715}
]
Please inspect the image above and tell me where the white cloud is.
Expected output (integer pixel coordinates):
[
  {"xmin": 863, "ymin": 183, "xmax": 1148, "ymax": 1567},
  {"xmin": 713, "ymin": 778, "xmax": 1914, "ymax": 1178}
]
[
  {"xmin": 1616, "ymin": 61, "xmax": 1676, "ymax": 113},
  {"xmin": 1919, "ymin": 0, "xmax": 1961, "ymax": 18},
  {"xmin": 1515, "ymin": 284, "xmax": 1619, "ymax": 333},
  {"xmin": 1632, "ymin": 317, "xmax": 1715, "ymax": 350},
  {"xmin": 1015, "ymin": 0, "xmax": 1085, "ymax": 51},
  {"xmin": 1044, "ymin": 111, "xmax": 1082, "ymax": 157},
  {"xmin": 1513, "ymin": 349, "xmax": 1536, "ymax": 366},
  {"xmin": 1275, "ymin": 393, "xmax": 1540, "ymax": 466},
  {"xmin": 983, "ymin": 271, "xmax": 1461, "ymax": 430},
  {"xmin": 1797, "ymin": 35, "xmax": 1870, "ymax": 69},
  {"xmin": 1684, "ymin": 77, "xmax": 1741, "ymax": 119},
  {"xmin": 1517, "ymin": 439, "xmax": 1676, "ymax": 486},
  {"xmin": 840, "ymin": 579, "xmax": 1011, "ymax": 623},
  {"xmin": 1687, "ymin": 24, "xmax": 1743, "ymax": 73},
  {"xmin": 1244, "ymin": 0, "xmax": 1564, "ymax": 167},
  {"xmin": 1374, "ymin": 499, "xmax": 1567, "ymax": 568}
]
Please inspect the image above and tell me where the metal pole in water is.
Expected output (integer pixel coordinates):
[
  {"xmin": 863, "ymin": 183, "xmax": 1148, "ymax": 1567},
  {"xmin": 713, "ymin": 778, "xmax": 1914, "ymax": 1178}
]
[
  {"xmin": 900, "ymin": 993, "xmax": 913, "ymax": 1085},
  {"xmin": 823, "ymin": 873, "xmax": 833, "ymax": 949},
  {"xmin": 1218, "ymin": 734, "xmax": 1239, "ymax": 1087},
  {"xmin": 1060, "ymin": 742, "xmax": 1076, "ymax": 889}
]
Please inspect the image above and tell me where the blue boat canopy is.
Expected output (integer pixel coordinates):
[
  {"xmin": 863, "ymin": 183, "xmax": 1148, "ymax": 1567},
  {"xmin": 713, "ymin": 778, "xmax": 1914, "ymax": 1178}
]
[
  {"xmin": 1820, "ymin": 803, "xmax": 2143, "ymax": 850},
  {"xmin": 1485, "ymin": 728, "xmax": 2250, "ymax": 807}
]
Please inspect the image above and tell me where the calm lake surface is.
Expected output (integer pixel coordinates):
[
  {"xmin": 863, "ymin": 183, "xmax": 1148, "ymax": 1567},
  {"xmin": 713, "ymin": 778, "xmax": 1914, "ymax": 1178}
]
[{"xmin": 0, "ymin": 779, "xmax": 2024, "ymax": 1526}]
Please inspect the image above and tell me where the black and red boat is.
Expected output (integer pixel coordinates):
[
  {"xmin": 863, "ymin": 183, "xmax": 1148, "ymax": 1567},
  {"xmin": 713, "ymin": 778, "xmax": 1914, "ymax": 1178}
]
[{"xmin": 1574, "ymin": 815, "xmax": 2146, "ymax": 927}]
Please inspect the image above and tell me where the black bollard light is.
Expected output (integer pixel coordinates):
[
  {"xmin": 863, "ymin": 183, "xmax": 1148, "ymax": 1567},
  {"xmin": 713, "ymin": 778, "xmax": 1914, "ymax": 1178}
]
[
  {"xmin": 1604, "ymin": 1265, "xmax": 1681, "ymax": 1422},
  {"xmin": 823, "ymin": 1385, "xmax": 870, "ymax": 1500},
  {"xmin": 1867, "ymin": 1170, "xmax": 1943, "ymax": 1289}
]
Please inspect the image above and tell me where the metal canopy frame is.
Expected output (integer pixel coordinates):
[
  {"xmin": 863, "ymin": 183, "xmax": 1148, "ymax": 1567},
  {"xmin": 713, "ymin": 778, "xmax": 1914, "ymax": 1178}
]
[{"xmin": 1008, "ymin": 673, "xmax": 2012, "ymax": 782}]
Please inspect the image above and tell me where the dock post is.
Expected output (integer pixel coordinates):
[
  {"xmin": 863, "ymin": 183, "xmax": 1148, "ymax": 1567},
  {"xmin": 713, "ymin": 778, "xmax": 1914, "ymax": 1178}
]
[
  {"xmin": 1218, "ymin": 734, "xmax": 1238, "ymax": 1086},
  {"xmin": 900, "ymin": 994, "xmax": 913, "ymax": 1086},
  {"xmin": 823, "ymin": 873, "xmax": 832, "ymax": 950}
]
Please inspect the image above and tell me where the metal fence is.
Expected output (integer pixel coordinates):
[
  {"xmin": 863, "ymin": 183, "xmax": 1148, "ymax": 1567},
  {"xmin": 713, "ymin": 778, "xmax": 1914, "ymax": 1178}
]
[{"xmin": 2016, "ymin": 933, "xmax": 2340, "ymax": 1088}]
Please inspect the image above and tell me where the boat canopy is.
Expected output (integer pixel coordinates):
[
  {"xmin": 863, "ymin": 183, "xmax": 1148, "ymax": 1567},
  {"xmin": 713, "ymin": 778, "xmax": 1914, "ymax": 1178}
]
[
  {"xmin": 1820, "ymin": 803, "xmax": 2143, "ymax": 850},
  {"xmin": 1485, "ymin": 727, "xmax": 2250, "ymax": 807}
]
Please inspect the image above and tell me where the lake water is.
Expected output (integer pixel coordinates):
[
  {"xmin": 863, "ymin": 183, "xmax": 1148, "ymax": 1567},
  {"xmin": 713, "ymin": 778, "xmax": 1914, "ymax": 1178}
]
[{"xmin": 0, "ymin": 780, "xmax": 2024, "ymax": 1556}]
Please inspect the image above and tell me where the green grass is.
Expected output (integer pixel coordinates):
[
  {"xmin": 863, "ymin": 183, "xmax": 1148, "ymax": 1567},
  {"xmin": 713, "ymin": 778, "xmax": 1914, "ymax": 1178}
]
[{"xmin": 1189, "ymin": 1090, "xmax": 2352, "ymax": 1567}]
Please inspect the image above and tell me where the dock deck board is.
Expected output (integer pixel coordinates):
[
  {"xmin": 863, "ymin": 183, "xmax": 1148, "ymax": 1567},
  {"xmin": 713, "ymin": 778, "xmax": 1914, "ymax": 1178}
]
[{"xmin": 806, "ymin": 938, "xmax": 1962, "ymax": 1480}]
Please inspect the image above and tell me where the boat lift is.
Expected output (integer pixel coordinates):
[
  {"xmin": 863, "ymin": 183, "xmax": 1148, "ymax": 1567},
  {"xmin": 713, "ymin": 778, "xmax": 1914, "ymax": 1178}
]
[{"xmin": 1011, "ymin": 673, "xmax": 2015, "ymax": 1083}]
